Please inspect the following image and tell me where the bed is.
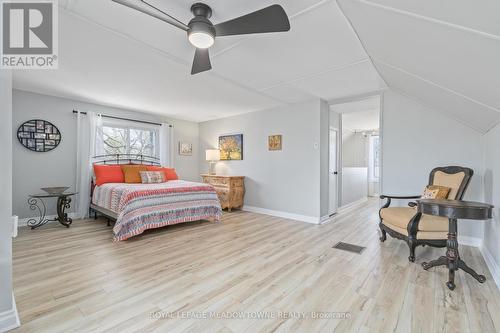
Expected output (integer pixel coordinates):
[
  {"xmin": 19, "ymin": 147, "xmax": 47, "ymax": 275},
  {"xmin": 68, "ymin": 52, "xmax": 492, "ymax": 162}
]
[{"xmin": 91, "ymin": 180, "xmax": 222, "ymax": 241}]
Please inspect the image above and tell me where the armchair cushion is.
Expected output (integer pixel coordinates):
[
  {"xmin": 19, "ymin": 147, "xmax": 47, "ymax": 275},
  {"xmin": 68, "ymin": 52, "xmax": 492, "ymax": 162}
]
[
  {"xmin": 432, "ymin": 171, "xmax": 465, "ymax": 199},
  {"xmin": 380, "ymin": 207, "xmax": 449, "ymax": 232}
]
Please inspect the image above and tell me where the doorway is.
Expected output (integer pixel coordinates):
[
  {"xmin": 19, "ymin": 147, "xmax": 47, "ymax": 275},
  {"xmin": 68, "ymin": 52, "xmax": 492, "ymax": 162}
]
[{"xmin": 330, "ymin": 95, "xmax": 381, "ymax": 209}]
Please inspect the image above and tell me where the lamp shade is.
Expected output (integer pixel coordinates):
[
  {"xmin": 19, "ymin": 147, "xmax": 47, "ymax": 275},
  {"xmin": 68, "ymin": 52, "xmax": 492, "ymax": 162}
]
[{"xmin": 206, "ymin": 149, "xmax": 220, "ymax": 161}]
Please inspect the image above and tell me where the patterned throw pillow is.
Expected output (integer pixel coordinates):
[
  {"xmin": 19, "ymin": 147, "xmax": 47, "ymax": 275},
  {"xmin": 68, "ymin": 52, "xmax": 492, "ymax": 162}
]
[
  {"xmin": 422, "ymin": 185, "xmax": 451, "ymax": 199},
  {"xmin": 140, "ymin": 171, "xmax": 165, "ymax": 184}
]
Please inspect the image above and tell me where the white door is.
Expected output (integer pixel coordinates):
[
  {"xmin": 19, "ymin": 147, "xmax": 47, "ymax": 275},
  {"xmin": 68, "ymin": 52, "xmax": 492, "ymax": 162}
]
[{"xmin": 329, "ymin": 129, "xmax": 338, "ymax": 216}]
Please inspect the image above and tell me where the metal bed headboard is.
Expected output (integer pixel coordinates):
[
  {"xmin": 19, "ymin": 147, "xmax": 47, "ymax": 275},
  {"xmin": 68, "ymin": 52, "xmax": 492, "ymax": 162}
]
[
  {"xmin": 90, "ymin": 154, "xmax": 161, "ymax": 223},
  {"xmin": 92, "ymin": 154, "xmax": 161, "ymax": 166}
]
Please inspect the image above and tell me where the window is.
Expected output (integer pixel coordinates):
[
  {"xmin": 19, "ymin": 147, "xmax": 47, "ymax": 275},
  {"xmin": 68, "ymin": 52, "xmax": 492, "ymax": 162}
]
[{"xmin": 97, "ymin": 119, "xmax": 160, "ymax": 158}]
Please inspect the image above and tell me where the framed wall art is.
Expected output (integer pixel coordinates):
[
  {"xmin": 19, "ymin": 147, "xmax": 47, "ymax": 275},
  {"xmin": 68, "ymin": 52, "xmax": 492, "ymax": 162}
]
[
  {"xmin": 268, "ymin": 135, "xmax": 282, "ymax": 151},
  {"xmin": 179, "ymin": 142, "xmax": 193, "ymax": 156},
  {"xmin": 219, "ymin": 134, "xmax": 243, "ymax": 160},
  {"xmin": 17, "ymin": 119, "xmax": 61, "ymax": 152}
]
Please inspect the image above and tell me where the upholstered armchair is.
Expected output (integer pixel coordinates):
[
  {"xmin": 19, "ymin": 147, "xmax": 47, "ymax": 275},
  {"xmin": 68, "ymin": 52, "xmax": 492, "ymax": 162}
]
[{"xmin": 379, "ymin": 166, "xmax": 473, "ymax": 262}]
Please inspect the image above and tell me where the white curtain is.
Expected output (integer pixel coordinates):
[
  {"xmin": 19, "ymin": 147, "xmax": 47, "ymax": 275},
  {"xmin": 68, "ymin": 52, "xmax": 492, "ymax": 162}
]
[
  {"xmin": 159, "ymin": 123, "xmax": 173, "ymax": 167},
  {"xmin": 75, "ymin": 112, "xmax": 102, "ymax": 219}
]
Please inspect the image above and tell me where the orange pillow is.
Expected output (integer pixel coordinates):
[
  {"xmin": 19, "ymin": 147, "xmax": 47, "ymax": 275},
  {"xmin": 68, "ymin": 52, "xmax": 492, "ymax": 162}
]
[
  {"xmin": 164, "ymin": 168, "xmax": 178, "ymax": 181},
  {"xmin": 93, "ymin": 164, "xmax": 124, "ymax": 186},
  {"xmin": 121, "ymin": 165, "xmax": 148, "ymax": 183},
  {"xmin": 146, "ymin": 166, "xmax": 179, "ymax": 181}
]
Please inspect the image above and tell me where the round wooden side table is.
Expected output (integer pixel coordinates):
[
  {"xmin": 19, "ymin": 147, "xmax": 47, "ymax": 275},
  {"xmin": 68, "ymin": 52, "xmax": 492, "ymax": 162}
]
[{"xmin": 417, "ymin": 199, "xmax": 493, "ymax": 290}]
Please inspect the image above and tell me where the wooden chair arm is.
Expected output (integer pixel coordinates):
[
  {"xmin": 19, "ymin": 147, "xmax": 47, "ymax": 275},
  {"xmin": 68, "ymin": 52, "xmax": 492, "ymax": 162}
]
[
  {"xmin": 379, "ymin": 195, "xmax": 421, "ymax": 200},
  {"xmin": 407, "ymin": 212, "xmax": 423, "ymax": 237},
  {"xmin": 379, "ymin": 195, "xmax": 421, "ymax": 209}
]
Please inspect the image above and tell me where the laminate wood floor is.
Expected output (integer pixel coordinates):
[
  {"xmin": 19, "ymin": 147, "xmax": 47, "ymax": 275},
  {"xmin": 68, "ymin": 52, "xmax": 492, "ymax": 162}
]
[{"xmin": 11, "ymin": 199, "xmax": 500, "ymax": 333}]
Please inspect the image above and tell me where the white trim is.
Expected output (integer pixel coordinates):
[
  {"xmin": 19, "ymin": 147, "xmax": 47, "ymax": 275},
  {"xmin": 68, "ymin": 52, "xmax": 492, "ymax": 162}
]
[
  {"xmin": 242, "ymin": 206, "xmax": 321, "ymax": 224},
  {"xmin": 320, "ymin": 214, "xmax": 341, "ymax": 225},
  {"xmin": 328, "ymin": 127, "xmax": 339, "ymax": 216},
  {"xmin": 0, "ymin": 294, "xmax": 20, "ymax": 333},
  {"xmin": 18, "ymin": 213, "xmax": 78, "ymax": 227},
  {"xmin": 11, "ymin": 216, "xmax": 18, "ymax": 238},
  {"xmin": 320, "ymin": 215, "xmax": 331, "ymax": 224},
  {"xmin": 480, "ymin": 245, "xmax": 500, "ymax": 291},
  {"xmin": 458, "ymin": 235, "xmax": 483, "ymax": 248},
  {"xmin": 337, "ymin": 197, "xmax": 369, "ymax": 213}
]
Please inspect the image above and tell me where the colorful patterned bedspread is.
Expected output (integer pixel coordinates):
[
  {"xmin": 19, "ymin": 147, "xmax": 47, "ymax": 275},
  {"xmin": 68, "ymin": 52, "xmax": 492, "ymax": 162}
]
[{"xmin": 92, "ymin": 180, "xmax": 222, "ymax": 241}]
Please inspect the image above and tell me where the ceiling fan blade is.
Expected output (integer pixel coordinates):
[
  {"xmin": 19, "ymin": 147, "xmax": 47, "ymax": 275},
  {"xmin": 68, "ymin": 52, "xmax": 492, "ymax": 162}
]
[
  {"xmin": 191, "ymin": 48, "xmax": 212, "ymax": 75},
  {"xmin": 214, "ymin": 4, "xmax": 290, "ymax": 37},
  {"xmin": 112, "ymin": 0, "xmax": 189, "ymax": 31}
]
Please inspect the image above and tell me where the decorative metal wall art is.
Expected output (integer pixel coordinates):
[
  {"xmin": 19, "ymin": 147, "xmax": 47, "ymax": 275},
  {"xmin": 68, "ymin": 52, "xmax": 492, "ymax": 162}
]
[{"xmin": 17, "ymin": 119, "xmax": 61, "ymax": 152}]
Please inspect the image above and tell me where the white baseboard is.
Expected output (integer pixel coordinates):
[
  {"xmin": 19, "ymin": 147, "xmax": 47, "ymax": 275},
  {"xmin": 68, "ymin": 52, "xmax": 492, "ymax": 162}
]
[
  {"xmin": 458, "ymin": 235, "xmax": 483, "ymax": 248},
  {"xmin": 337, "ymin": 197, "xmax": 368, "ymax": 213},
  {"xmin": 480, "ymin": 244, "xmax": 500, "ymax": 291},
  {"xmin": 18, "ymin": 213, "xmax": 77, "ymax": 227},
  {"xmin": 320, "ymin": 215, "xmax": 331, "ymax": 224},
  {"xmin": 242, "ymin": 205, "xmax": 320, "ymax": 224},
  {"xmin": 0, "ymin": 294, "xmax": 20, "ymax": 333}
]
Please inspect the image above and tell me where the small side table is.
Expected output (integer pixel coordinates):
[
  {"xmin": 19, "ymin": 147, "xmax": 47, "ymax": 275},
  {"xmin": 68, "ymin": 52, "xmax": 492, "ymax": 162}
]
[
  {"xmin": 28, "ymin": 192, "xmax": 77, "ymax": 229},
  {"xmin": 418, "ymin": 199, "xmax": 493, "ymax": 290}
]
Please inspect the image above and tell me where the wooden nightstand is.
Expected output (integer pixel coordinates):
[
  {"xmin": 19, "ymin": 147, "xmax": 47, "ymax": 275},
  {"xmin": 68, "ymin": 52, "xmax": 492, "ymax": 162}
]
[{"xmin": 201, "ymin": 175, "xmax": 245, "ymax": 212}]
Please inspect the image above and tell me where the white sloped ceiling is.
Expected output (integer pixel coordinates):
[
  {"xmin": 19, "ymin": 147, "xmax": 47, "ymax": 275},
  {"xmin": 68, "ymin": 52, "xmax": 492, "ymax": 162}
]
[
  {"xmin": 13, "ymin": 0, "xmax": 386, "ymax": 122},
  {"xmin": 337, "ymin": 0, "xmax": 500, "ymax": 133}
]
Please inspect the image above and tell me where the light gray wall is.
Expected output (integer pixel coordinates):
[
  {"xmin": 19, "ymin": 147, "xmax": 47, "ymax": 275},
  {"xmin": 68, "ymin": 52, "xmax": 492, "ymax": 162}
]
[
  {"xmin": 12, "ymin": 90, "xmax": 199, "ymax": 219},
  {"xmin": 381, "ymin": 90, "xmax": 484, "ymax": 238},
  {"xmin": 342, "ymin": 167, "xmax": 368, "ymax": 206},
  {"xmin": 199, "ymin": 100, "xmax": 323, "ymax": 219},
  {"xmin": 0, "ymin": 71, "xmax": 14, "ymax": 320},
  {"xmin": 342, "ymin": 130, "xmax": 368, "ymax": 167},
  {"xmin": 483, "ymin": 123, "xmax": 500, "ymax": 273}
]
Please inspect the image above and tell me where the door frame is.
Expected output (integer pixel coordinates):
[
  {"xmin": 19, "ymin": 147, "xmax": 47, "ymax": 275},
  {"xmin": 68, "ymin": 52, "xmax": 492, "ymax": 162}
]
[
  {"xmin": 328, "ymin": 126, "xmax": 340, "ymax": 216},
  {"xmin": 328, "ymin": 92, "xmax": 384, "ymax": 210}
]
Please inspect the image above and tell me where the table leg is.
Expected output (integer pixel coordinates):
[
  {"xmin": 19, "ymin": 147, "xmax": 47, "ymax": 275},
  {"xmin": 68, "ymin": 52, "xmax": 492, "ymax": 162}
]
[
  {"xmin": 422, "ymin": 256, "xmax": 447, "ymax": 270},
  {"xmin": 422, "ymin": 218, "xmax": 486, "ymax": 290},
  {"xmin": 56, "ymin": 196, "xmax": 73, "ymax": 228},
  {"xmin": 458, "ymin": 259, "xmax": 486, "ymax": 283},
  {"xmin": 27, "ymin": 198, "xmax": 49, "ymax": 229},
  {"xmin": 445, "ymin": 218, "xmax": 460, "ymax": 290}
]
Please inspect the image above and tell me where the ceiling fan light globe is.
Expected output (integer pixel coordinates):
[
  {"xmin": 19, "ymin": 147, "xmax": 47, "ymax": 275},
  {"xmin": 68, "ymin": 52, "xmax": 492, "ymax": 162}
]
[{"xmin": 188, "ymin": 32, "xmax": 214, "ymax": 49}]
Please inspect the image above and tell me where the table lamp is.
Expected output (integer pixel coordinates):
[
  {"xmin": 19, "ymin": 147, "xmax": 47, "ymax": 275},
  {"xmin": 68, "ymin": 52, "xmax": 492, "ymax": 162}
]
[{"xmin": 205, "ymin": 149, "xmax": 220, "ymax": 175}]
